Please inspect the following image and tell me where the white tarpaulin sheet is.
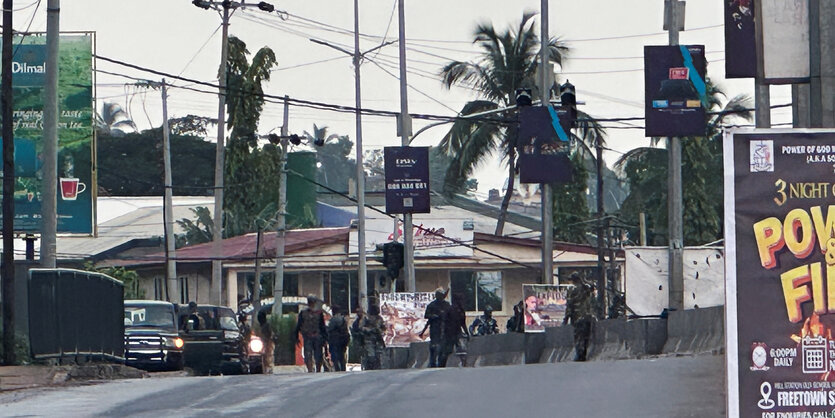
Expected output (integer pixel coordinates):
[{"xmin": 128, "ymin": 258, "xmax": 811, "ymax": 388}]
[{"xmin": 624, "ymin": 247, "xmax": 724, "ymax": 316}]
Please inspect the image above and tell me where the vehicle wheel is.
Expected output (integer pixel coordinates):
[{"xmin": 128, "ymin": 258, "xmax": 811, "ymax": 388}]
[{"xmin": 251, "ymin": 364, "xmax": 263, "ymax": 375}]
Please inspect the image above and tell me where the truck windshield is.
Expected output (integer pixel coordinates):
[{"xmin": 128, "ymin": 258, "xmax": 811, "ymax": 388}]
[{"xmin": 125, "ymin": 305, "xmax": 176, "ymax": 330}]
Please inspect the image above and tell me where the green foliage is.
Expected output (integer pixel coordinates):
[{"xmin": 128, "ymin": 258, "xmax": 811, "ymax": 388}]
[
  {"xmin": 615, "ymin": 79, "xmax": 753, "ymax": 246},
  {"xmin": 223, "ymin": 36, "xmax": 281, "ymax": 238},
  {"xmin": 0, "ymin": 331, "xmax": 31, "ymax": 365},
  {"xmin": 306, "ymin": 125, "xmax": 356, "ymax": 193},
  {"xmin": 271, "ymin": 314, "xmax": 297, "ymax": 365},
  {"xmin": 176, "ymin": 206, "xmax": 214, "ymax": 248},
  {"xmin": 552, "ymin": 152, "xmax": 591, "ymax": 243},
  {"xmin": 85, "ymin": 263, "xmax": 145, "ymax": 299},
  {"xmin": 89, "ymin": 128, "xmax": 216, "ymax": 196}
]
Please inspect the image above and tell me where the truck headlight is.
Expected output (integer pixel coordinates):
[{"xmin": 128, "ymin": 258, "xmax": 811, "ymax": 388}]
[
  {"xmin": 164, "ymin": 337, "xmax": 184, "ymax": 349},
  {"xmin": 249, "ymin": 337, "xmax": 264, "ymax": 353}
]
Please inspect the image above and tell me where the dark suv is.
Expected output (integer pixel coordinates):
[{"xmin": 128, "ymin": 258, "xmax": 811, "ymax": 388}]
[
  {"xmin": 178, "ymin": 304, "xmax": 263, "ymax": 375},
  {"xmin": 124, "ymin": 300, "xmax": 184, "ymax": 371}
]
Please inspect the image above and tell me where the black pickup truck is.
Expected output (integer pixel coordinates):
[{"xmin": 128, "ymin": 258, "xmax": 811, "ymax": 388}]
[
  {"xmin": 177, "ymin": 304, "xmax": 264, "ymax": 375},
  {"xmin": 124, "ymin": 300, "xmax": 184, "ymax": 371}
]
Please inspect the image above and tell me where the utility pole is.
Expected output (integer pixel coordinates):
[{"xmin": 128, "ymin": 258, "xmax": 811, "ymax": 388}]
[
  {"xmin": 1, "ymin": 0, "xmax": 15, "ymax": 365},
  {"xmin": 540, "ymin": 0, "xmax": 553, "ymax": 285},
  {"xmin": 211, "ymin": 3, "xmax": 231, "ymax": 306},
  {"xmin": 353, "ymin": 0, "xmax": 369, "ymax": 311},
  {"xmin": 161, "ymin": 80, "xmax": 178, "ymax": 303},
  {"xmin": 397, "ymin": 0, "xmax": 415, "ymax": 292},
  {"xmin": 41, "ymin": 0, "xmax": 60, "ymax": 268},
  {"xmin": 272, "ymin": 96, "xmax": 289, "ymax": 316},
  {"xmin": 666, "ymin": 0, "xmax": 684, "ymax": 312},
  {"xmin": 596, "ymin": 134, "xmax": 605, "ymax": 314},
  {"xmin": 753, "ymin": 0, "xmax": 771, "ymax": 129}
]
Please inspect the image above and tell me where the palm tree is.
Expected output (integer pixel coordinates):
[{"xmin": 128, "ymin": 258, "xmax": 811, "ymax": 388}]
[
  {"xmin": 438, "ymin": 12, "xmax": 569, "ymax": 235},
  {"xmin": 615, "ymin": 79, "xmax": 753, "ymax": 245}
]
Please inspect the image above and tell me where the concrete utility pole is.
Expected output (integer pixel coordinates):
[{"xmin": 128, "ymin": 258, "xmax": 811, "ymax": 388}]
[
  {"xmin": 41, "ymin": 0, "xmax": 60, "ymax": 268},
  {"xmin": 211, "ymin": 3, "xmax": 231, "ymax": 306},
  {"xmin": 397, "ymin": 0, "xmax": 415, "ymax": 292},
  {"xmin": 793, "ymin": 0, "xmax": 833, "ymax": 128},
  {"xmin": 161, "ymin": 80, "xmax": 178, "ymax": 303},
  {"xmin": 272, "ymin": 96, "xmax": 289, "ymax": 316},
  {"xmin": 540, "ymin": 0, "xmax": 553, "ymax": 285},
  {"xmin": 666, "ymin": 0, "xmax": 684, "ymax": 312},
  {"xmin": 353, "ymin": 0, "xmax": 369, "ymax": 311},
  {"xmin": 1, "ymin": 0, "xmax": 15, "ymax": 365}
]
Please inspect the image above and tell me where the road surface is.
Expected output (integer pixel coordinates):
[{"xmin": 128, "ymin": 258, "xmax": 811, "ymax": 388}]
[{"xmin": 0, "ymin": 354, "xmax": 724, "ymax": 417}]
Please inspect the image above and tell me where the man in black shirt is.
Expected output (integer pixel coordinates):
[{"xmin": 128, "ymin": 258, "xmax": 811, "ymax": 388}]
[{"xmin": 419, "ymin": 288, "xmax": 450, "ymax": 368}]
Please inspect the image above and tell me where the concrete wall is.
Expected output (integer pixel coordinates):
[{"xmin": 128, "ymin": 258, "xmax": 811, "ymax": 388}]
[{"xmin": 397, "ymin": 306, "xmax": 724, "ymax": 369}]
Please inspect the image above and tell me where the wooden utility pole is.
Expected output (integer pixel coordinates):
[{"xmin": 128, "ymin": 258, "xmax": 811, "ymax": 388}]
[
  {"xmin": 397, "ymin": 0, "xmax": 415, "ymax": 292},
  {"xmin": 41, "ymin": 0, "xmax": 60, "ymax": 267},
  {"xmin": 272, "ymin": 96, "xmax": 289, "ymax": 316},
  {"xmin": 211, "ymin": 3, "xmax": 231, "ymax": 305},
  {"xmin": 540, "ymin": 0, "xmax": 554, "ymax": 285}
]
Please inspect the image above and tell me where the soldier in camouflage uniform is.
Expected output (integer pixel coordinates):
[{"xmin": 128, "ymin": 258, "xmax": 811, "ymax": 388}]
[
  {"xmin": 469, "ymin": 305, "xmax": 499, "ymax": 336},
  {"xmin": 562, "ymin": 273, "xmax": 597, "ymax": 361},
  {"xmin": 359, "ymin": 303, "xmax": 386, "ymax": 370}
]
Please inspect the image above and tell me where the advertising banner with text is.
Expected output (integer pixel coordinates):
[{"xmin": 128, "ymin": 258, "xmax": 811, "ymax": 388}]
[
  {"xmin": 384, "ymin": 146, "xmax": 430, "ymax": 214},
  {"xmin": 0, "ymin": 34, "xmax": 95, "ymax": 234},
  {"xmin": 644, "ymin": 45, "xmax": 706, "ymax": 138},
  {"xmin": 724, "ymin": 129, "xmax": 835, "ymax": 416}
]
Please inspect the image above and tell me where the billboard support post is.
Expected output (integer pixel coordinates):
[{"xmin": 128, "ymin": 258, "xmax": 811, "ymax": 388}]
[
  {"xmin": 666, "ymin": 0, "xmax": 684, "ymax": 311},
  {"xmin": 1, "ymin": 0, "xmax": 15, "ymax": 365},
  {"xmin": 41, "ymin": 0, "xmax": 60, "ymax": 268}
]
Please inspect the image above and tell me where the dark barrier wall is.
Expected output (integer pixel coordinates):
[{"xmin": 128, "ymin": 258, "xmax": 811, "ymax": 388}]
[{"xmin": 28, "ymin": 269, "xmax": 124, "ymax": 362}]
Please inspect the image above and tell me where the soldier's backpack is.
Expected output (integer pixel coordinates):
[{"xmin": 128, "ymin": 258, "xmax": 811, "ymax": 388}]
[{"xmin": 299, "ymin": 309, "xmax": 323, "ymax": 337}]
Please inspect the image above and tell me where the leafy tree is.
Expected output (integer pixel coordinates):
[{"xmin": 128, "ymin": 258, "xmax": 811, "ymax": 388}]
[
  {"xmin": 615, "ymin": 79, "xmax": 752, "ymax": 246},
  {"xmin": 223, "ymin": 36, "xmax": 279, "ymax": 237},
  {"xmin": 87, "ymin": 128, "xmax": 215, "ymax": 196},
  {"xmin": 552, "ymin": 152, "xmax": 590, "ymax": 242},
  {"xmin": 175, "ymin": 206, "xmax": 214, "ymax": 248},
  {"xmin": 304, "ymin": 124, "xmax": 356, "ymax": 193},
  {"xmin": 438, "ymin": 12, "xmax": 569, "ymax": 235},
  {"xmin": 85, "ymin": 263, "xmax": 145, "ymax": 299}
]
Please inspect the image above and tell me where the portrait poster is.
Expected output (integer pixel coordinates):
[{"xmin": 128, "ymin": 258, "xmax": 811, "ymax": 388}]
[
  {"xmin": 724, "ymin": 129, "xmax": 835, "ymax": 416},
  {"xmin": 522, "ymin": 284, "xmax": 568, "ymax": 333},
  {"xmin": 379, "ymin": 292, "xmax": 433, "ymax": 347}
]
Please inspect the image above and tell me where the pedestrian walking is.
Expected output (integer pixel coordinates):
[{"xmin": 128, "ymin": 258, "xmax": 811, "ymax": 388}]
[
  {"xmin": 419, "ymin": 288, "xmax": 450, "ymax": 368},
  {"xmin": 295, "ymin": 295, "xmax": 328, "ymax": 372},
  {"xmin": 442, "ymin": 293, "xmax": 470, "ymax": 367},
  {"xmin": 562, "ymin": 273, "xmax": 597, "ymax": 361},
  {"xmin": 326, "ymin": 305, "xmax": 350, "ymax": 372},
  {"xmin": 359, "ymin": 303, "xmax": 386, "ymax": 370}
]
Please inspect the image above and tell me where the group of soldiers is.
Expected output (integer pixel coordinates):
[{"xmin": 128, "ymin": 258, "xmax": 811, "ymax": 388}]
[{"xmin": 294, "ymin": 295, "xmax": 386, "ymax": 372}]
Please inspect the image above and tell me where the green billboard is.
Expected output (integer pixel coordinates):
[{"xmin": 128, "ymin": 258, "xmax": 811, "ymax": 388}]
[{"xmin": 1, "ymin": 33, "xmax": 95, "ymax": 234}]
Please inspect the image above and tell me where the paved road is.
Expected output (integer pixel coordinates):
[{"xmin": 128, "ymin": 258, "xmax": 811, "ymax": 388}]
[{"xmin": 0, "ymin": 355, "xmax": 724, "ymax": 417}]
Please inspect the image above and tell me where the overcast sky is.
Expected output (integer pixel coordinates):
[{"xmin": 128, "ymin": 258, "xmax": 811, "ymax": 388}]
[{"xmin": 18, "ymin": 0, "xmax": 791, "ymax": 197}]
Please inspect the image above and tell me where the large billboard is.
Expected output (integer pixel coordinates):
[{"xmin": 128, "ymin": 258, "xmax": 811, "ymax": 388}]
[
  {"xmin": 644, "ymin": 45, "xmax": 707, "ymax": 138},
  {"xmin": 522, "ymin": 284, "xmax": 568, "ymax": 333},
  {"xmin": 759, "ymin": 0, "xmax": 810, "ymax": 83},
  {"xmin": 1, "ymin": 34, "xmax": 95, "ymax": 234},
  {"xmin": 724, "ymin": 129, "xmax": 835, "ymax": 416},
  {"xmin": 384, "ymin": 146, "xmax": 430, "ymax": 214},
  {"xmin": 379, "ymin": 292, "xmax": 433, "ymax": 347},
  {"xmin": 517, "ymin": 106, "xmax": 573, "ymax": 184}
]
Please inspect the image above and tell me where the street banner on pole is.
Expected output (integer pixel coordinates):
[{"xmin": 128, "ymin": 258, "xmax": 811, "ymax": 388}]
[
  {"xmin": 379, "ymin": 292, "xmax": 433, "ymax": 347},
  {"xmin": 1, "ymin": 33, "xmax": 95, "ymax": 234},
  {"xmin": 522, "ymin": 284, "xmax": 568, "ymax": 333},
  {"xmin": 643, "ymin": 45, "xmax": 707, "ymax": 138},
  {"xmin": 384, "ymin": 146, "xmax": 430, "ymax": 214},
  {"xmin": 759, "ymin": 0, "xmax": 810, "ymax": 83},
  {"xmin": 724, "ymin": 0, "xmax": 757, "ymax": 78},
  {"xmin": 724, "ymin": 129, "xmax": 835, "ymax": 417},
  {"xmin": 517, "ymin": 106, "xmax": 572, "ymax": 184}
]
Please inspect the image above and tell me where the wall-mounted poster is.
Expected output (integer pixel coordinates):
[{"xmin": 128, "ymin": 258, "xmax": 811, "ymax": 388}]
[
  {"xmin": 724, "ymin": 129, "xmax": 835, "ymax": 417},
  {"xmin": 644, "ymin": 45, "xmax": 707, "ymax": 138},
  {"xmin": 522, "ymin": 284, "xmax": 568, "ymax": 333},
  {"xmin": 379, "ymin": 292, "xmax": 433, "ymax": 347}
]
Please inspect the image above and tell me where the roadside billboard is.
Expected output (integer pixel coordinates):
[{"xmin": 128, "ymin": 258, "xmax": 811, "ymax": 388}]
[
  {"xmin": 724, "ymin": 0, "xmax": 756, "ymax": 78},
  {"xmin": 759, "ymin": 0, "xmax": 810, "ymax": 83},
  {"xmin": 643, "ymin": 45, "xmax": 707, "ymax": 138},
  {"xmin": 384, "ymin": 146, "xmax": 430, "ymax": 214},
  {"xmin": 1, "ymin": 33, "xmax": 95, "ymax": 234},
  {"xmin": 724, "ymin": 129, "xmax": 835, "ymax": 416},
  {"xmin": 522, "ymin": 284, "xmax": 568, "ymax": 333},
  {"xmin": 517, "ymin": 106, "xmax": 573, "ymax": 184},
  {"xmin": 379, "ymin": 292, "xmax": 433, "ymax": 347}
]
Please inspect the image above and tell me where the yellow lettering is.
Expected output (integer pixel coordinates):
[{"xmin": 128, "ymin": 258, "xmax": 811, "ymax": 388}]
[
  {"xmin": 782, "ymin": 265, "xmax": 812, "ymax": 323},
  {"xmin": 754, "ymin": 217, "xmax": 784, "ymax": 269},
  {"xmin": 784, "ymin": 208, "xmax": 816, "ymax": 260}
]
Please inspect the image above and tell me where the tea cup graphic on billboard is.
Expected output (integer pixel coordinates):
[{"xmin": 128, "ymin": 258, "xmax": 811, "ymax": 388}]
[{"xmin": 59, "ymin": 178, "xmax": 86, "ymax": 200}]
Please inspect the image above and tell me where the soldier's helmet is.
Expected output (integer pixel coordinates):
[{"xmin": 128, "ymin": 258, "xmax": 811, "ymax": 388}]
[{"xmin": 483, "ymin": 305, "xmax": 494, "ymax": 315}]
